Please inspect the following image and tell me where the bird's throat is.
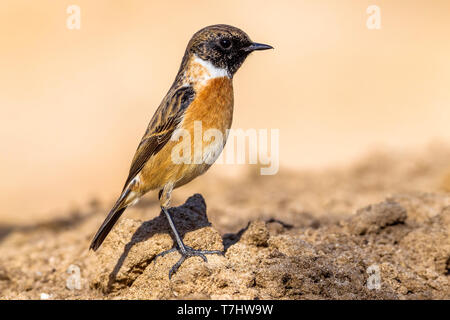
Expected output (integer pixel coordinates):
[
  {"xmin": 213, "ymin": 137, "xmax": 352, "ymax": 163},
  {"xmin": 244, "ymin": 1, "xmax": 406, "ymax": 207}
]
[{"xmin": 184, "ymin": 55, "xmax": 230, "ymax": 89}]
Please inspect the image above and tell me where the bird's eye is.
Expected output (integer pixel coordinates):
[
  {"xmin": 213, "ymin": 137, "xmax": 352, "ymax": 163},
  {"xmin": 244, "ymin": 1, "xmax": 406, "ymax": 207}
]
[{"xmin": 219, "ymin": 39, "xmax": 232, "ymax": 49}]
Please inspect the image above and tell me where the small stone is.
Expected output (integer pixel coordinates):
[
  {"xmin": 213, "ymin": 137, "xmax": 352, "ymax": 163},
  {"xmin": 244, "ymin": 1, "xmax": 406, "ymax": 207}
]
[
  {"xmin": 241, "ymin": 220, "xmax": 270, "ymax": 247},
  {"xmin": 40, "ymin": 293, "xmax": 52, "ymax": 300},
  {"xmin": 346, "ymin": 201, "xmax": 407, "ymax": 235}
]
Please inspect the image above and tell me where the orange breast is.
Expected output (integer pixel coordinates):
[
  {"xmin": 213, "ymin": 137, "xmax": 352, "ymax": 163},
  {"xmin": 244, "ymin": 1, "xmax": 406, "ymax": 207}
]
[
  {"xmin": 182, "ymin": 76, "xmax": 234, "ymax": 135},
  {"xmin": 138, "ymin": 76, "xmax": 234, "ymax": 192},
  {"xmin": 168, "ymin": 76, "xmax": 234, "ymax": 186}
]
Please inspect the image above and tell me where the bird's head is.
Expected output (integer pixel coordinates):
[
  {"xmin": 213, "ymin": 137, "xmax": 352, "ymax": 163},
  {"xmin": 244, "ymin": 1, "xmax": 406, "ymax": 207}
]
[{"xmin": 186, "ymin": 24, "xmax": 273, "ymax": 76}]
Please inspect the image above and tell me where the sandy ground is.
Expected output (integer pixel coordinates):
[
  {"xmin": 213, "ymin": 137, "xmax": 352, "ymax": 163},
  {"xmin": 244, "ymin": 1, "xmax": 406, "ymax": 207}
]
[{"xmin": 0, "ymin": 145, "xmax": 449, "ymax": 299}]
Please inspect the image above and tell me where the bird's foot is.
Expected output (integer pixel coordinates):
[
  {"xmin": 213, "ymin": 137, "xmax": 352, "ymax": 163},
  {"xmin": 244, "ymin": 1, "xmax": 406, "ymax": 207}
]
[{"xmin": 156, "ymin": 245, "xmax": 223, "ymax": 279}]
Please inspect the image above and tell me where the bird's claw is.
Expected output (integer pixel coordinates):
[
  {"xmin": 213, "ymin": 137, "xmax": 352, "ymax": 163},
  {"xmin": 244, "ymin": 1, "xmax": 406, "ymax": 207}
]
[{"xmin": 156, "ymin": 245, "xmax": 223, "ymax": 279}]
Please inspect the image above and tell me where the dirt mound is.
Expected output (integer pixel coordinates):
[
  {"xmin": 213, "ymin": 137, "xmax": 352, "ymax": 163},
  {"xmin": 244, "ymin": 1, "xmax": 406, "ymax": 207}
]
[{"xmin": 85, "ymin": 194, "xmax": 448, "ymax": 299}]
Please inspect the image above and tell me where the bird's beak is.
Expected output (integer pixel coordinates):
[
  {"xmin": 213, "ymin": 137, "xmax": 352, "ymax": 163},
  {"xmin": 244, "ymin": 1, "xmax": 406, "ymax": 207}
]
[{"xmin": 243, "ymin": 42, "xmax": 274, "ymax": 52}]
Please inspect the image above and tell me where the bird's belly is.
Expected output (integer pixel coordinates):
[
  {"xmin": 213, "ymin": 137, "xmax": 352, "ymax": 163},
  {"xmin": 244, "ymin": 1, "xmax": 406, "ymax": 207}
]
[{"xmin": 140, "ymin": 77, "xmax": 234, "ymax": 191}]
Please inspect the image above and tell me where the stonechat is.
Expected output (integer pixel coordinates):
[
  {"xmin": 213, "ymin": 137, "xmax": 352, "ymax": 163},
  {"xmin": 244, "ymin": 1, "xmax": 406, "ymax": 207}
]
[{"xmin": 90, "ymin": 24, "xmax": 272, "ymax": 277}]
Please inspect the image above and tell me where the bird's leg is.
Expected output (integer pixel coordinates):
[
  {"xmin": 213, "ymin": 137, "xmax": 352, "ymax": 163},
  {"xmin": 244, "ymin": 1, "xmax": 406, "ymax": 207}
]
[
  {"xmin": 155, "ymin": 184, "xmax": 223, "ymax": 279},
  {"xmin": 157, "ymin": 206, "xmax": 224, "ymax": 278}
]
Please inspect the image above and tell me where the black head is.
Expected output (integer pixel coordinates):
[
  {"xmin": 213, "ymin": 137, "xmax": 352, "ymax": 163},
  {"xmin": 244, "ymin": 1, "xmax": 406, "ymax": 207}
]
[{"xmin": 186, "ymin": 24, "xmax": 273, "ymax": 76}]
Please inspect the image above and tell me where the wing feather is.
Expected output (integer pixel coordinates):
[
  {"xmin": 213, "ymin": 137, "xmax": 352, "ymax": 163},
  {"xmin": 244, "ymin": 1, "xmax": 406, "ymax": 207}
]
[{"xmin": 122, "ymin": 85, "xmax": 195, "ymax": 189}]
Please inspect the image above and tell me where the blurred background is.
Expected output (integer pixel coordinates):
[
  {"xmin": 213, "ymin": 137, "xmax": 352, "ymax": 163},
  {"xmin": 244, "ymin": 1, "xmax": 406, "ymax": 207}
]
[{"xmin": 1, "ymin": 0, "xmax": 449, "ymax": 221}]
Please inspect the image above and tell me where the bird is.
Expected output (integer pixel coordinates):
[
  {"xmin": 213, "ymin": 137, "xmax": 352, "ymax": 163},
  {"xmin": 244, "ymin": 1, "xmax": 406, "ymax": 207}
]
[{"xmin": 89, "ymin": 24, "xmax": 273, "ymax": 278}]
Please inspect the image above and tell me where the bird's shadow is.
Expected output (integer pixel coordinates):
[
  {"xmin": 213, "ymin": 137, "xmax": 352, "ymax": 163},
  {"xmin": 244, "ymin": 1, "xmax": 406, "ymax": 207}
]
[{"xmin": 106, "ymin": 194, "xmax": 226, "ymax": 290}]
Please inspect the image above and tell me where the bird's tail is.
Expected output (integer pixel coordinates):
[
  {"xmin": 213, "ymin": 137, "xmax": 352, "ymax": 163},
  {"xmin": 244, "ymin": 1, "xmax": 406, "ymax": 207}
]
[
  {"xmin": 89, "ymin": 206, "xmax": 126, "ymax": 251},
  {"xmin": 89, "ymin": 188, "xmax": 133, "ymax": 251}
]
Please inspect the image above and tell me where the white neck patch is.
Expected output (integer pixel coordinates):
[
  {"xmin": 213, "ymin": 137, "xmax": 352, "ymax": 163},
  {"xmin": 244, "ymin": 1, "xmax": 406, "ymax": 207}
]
[{"xmin": 186, "ymin": 55, "xmax": 230, "ymax": 85}]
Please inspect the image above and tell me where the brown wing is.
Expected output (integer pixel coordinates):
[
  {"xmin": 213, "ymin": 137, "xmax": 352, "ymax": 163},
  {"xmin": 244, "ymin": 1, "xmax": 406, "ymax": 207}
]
[
  {"xmin": 90, "ymin": 85, "xmax": 195, "ymax": 251},
  {"xmin": 122, "ymin": 85, "xmax": 195, "ymax": 190}
]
